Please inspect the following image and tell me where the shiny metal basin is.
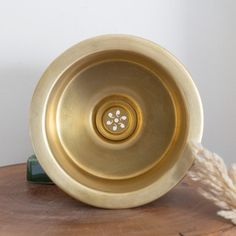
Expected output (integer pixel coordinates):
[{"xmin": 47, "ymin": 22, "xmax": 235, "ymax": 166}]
[{"xmin": 30, "ymin": 35, "xmax": 203, "ymax": 208}]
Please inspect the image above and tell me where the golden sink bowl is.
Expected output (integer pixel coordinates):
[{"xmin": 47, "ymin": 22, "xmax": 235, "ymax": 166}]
[{"xmin": 30, "ymin": 35, "xmax": 203, "ymax": 208}]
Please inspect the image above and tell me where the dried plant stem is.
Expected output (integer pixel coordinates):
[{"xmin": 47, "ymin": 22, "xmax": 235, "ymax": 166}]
[{"xmin": 188, "ymin": 142, "xmax": 236, "ymax": 225}]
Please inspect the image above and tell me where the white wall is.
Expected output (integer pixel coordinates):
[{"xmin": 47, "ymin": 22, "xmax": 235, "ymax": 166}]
[{"xmin": 0, "ymin": 0, "xmax": 235, "ymax": 166}]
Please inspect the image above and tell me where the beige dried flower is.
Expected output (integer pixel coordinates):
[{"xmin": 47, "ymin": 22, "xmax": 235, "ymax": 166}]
[{"xmin": 188, "ymin": 142, "xmax": 236, "ymax": 225}]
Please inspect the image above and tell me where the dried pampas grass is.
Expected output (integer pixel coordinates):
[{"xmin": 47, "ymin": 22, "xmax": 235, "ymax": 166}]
[{"xmin": 188, "ymin": 142, "xmax": 236, "ymax": 225}]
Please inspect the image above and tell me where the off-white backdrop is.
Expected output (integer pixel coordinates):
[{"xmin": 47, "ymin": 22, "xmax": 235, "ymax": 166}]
[{"xmin": 0, "ymin": 0, "xmax": 235, "ymax": 166}]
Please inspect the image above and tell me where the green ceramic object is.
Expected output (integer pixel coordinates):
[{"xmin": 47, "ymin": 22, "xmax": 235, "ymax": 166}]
[{"xmin": 27, "ymin": 155, "xmax": 53, "ymax": 184}]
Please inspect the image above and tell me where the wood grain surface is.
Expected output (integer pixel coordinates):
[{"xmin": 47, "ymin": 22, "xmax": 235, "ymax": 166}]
[{"xmin": 0, "ymin": 164, "xmax": 235, "ymax": 236}]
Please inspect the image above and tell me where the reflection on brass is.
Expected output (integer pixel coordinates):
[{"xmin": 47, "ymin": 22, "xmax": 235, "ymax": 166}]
[{"xmin": 30, "ymin": 35, "xmax": 203, "ymax": 209}]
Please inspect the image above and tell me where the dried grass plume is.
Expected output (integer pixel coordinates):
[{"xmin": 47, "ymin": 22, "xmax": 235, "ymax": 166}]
[{"xmin": 188, "ymin": 142, "xmax": 236, "ymax": 225}]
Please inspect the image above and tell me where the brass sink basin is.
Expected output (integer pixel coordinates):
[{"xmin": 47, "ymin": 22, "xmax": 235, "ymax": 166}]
[{"xmin": 30, "ymin": 35, "xmax": 203, "ymax": 208}]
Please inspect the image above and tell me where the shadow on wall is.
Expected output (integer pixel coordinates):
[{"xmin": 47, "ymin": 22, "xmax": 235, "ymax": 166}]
[{"xmin": 0, "ymin": 65, "xmax": 42, "ymax": 166}]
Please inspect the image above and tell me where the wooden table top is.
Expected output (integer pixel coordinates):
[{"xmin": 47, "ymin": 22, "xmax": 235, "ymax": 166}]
[{"xmin": 0, "ymin": 164, "xmax": 235, "ymax": 236}]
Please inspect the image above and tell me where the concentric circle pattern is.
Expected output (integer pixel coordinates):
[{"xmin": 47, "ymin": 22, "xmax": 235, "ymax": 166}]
[{"xmin": 30, "ymin": 35, "xmax": 203, "ymax": 208}]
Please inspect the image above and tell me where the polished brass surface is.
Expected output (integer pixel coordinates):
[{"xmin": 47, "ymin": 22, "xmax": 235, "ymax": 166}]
[{"xmin": 30, "ymin": 35, "xmax": 203, "ymax": 208}]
